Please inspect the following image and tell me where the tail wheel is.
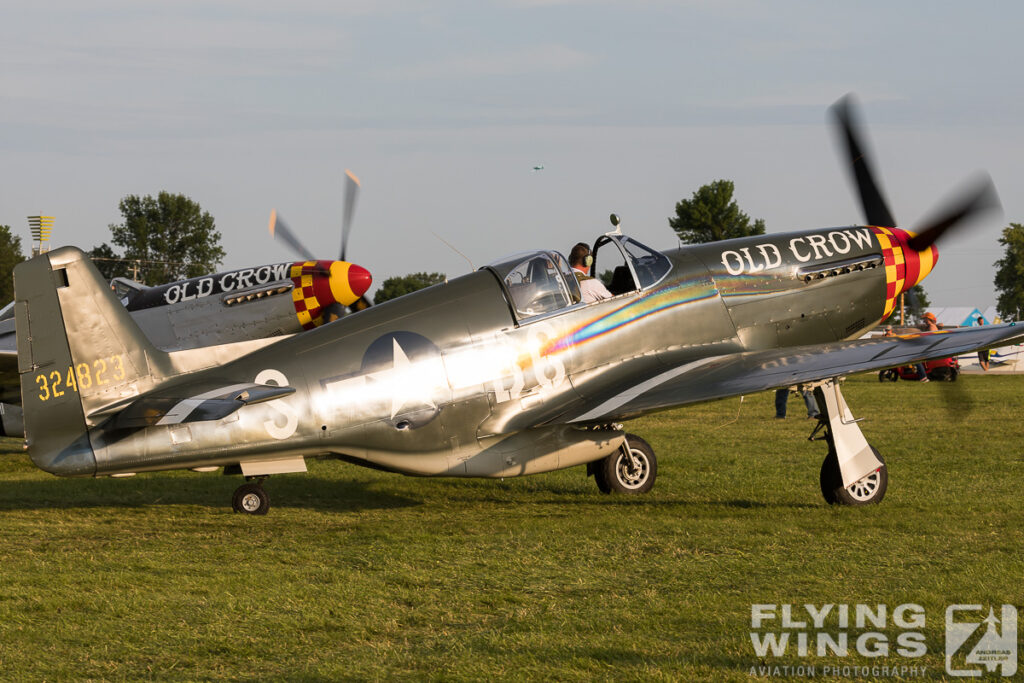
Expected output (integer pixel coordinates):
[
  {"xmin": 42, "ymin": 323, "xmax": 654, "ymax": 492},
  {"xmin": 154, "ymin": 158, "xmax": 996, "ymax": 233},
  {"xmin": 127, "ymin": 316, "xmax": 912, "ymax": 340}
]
[
  {"xmin": 232, "ymin": 482, "xmax": 270, "ymax": 515},
  {"xmin": 594, "ymin": 433, "xmax": 657, "ymax": 494},
  {"xmin": 819, "ymin": 448, "xmax": 888, "ymax": 505}
]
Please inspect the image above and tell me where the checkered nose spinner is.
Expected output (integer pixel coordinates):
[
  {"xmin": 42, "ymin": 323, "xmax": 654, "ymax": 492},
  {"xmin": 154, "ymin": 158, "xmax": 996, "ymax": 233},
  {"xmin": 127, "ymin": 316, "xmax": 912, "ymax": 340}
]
[{"xmin": 288, "ymin": 259, "xmax": 372, "ymax": 330}]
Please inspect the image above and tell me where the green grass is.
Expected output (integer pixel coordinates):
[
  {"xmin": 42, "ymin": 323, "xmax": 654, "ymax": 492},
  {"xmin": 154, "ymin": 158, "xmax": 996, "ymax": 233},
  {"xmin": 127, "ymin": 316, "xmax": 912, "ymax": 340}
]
[{"xmin": 0, "ymin": 373, "xmax": 1021, "ymax": 681}]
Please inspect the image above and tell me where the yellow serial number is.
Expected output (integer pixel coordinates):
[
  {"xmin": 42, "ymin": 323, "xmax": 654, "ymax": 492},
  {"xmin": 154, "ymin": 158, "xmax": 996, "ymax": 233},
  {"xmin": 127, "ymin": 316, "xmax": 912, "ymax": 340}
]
[{"xmin": 35, "ymin": 355, "xmax": 126, "ymax": 402}]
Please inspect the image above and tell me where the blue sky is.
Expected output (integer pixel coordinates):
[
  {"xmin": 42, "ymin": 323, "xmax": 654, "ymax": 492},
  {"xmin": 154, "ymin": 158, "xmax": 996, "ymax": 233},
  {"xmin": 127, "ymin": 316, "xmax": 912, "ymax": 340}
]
[{"xmin": 2, "ymin": 1, "xmax": 1022, "ymax": 307}]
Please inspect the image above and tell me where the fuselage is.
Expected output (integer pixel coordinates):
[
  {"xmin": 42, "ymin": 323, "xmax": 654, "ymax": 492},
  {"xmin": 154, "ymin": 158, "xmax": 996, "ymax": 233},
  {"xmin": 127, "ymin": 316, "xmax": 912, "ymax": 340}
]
[{"xmin": 73, "ymin": 225, "xmax": 933, "ymax": 480}]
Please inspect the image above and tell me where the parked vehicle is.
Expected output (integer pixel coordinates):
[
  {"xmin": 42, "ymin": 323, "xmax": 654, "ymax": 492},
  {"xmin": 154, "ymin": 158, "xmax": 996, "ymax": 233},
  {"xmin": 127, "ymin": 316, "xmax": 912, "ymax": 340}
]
[{"xmin": 878, "ymin": 356, "xmax": 960, "ymax": 382}]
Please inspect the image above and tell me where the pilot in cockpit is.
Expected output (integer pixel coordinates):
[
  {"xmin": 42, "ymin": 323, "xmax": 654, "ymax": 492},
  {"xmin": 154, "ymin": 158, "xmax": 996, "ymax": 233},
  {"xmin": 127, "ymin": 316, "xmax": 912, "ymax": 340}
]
[{"xmin": 568, "ymin": 242, "xmax": 613, "ymax": 304}]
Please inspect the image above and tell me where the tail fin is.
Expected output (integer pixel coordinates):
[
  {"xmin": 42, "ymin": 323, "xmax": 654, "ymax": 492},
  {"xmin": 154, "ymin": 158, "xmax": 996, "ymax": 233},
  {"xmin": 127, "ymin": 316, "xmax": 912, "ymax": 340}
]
[{"xmin": 14, "ymin": 247, "xmax": 170, "ymax": 475}]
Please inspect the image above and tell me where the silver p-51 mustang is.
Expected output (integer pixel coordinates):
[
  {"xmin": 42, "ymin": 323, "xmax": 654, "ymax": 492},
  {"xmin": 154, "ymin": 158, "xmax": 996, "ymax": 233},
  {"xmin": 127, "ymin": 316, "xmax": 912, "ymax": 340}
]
[{"xmin": 11, "ymin": 97, "xmax": 1020, "ymax": 513}]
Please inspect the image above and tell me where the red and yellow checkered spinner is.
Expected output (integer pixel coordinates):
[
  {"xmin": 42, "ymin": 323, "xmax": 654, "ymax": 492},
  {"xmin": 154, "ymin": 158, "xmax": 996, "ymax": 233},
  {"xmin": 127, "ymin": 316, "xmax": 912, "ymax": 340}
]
[
  {"xmin": 869, "ymin": 226, "xmax": 938, "ymax": 320},
  {"xmin": 289, "ymin": 260, "xmax": 372, "ymax": 329}
]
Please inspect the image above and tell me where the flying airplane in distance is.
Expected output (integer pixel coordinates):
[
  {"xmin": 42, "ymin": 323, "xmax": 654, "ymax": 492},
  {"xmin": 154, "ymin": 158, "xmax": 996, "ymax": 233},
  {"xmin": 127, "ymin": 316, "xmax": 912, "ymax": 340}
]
[
  {"xmin": 532, "ymin": 164, "xmax": 545, "ymax": 172},
  {"xmin": 0, "ymin": 171, "xmax": 371, "ymax": 438},
  {"xmin": 10, "ymin": 95, "xmax": 1022, "ymax": 515}
]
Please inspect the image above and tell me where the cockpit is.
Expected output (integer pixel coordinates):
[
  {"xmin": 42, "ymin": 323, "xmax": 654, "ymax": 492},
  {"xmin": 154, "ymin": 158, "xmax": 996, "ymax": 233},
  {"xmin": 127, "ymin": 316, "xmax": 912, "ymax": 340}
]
[
  {"xmin": 484, "ymin": 234, "xmax": 672, "ymax": 324},
  {"xmin": 485, "ymin": 250, "xmax": 579, "ymax": 320},
  {"xmin": 109, "ymin": 277, "xmax": 147, "ymax": 306}
]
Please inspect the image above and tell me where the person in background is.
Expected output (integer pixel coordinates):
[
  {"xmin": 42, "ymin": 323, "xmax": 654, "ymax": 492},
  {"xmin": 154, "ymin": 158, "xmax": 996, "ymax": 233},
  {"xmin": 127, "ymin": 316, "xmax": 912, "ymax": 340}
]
[
  {"xmin": 775, "ymin": 385, "xmax": 820, "ymax": 420},
  {"xmin": 976, "ymin": 316, "xmax": 990, "ymax": 371},
  {"xmin": 914, "ymin": 312, "xmax": 940, "ymax": 382}
]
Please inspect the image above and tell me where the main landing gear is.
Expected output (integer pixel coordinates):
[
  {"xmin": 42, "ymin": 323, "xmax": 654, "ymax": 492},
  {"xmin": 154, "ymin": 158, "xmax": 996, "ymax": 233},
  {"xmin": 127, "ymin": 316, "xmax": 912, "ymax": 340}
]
[
  {"xmin": 590, "ymin": 433, "xmax": 658, "ymax": 494},
  {"xmin": 808, "ymin": 380, "xmax": 888, "ymax": 505},
  {"xmin": 232, "ymin": 477, "xmax": 271, "ymax": 515}
]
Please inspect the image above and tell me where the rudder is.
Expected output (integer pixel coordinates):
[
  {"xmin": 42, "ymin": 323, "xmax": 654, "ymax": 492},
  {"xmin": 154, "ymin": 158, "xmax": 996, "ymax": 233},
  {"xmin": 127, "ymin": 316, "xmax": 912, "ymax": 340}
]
[{"xmin": 14, "ymin": 247, "xmax": 170, "ymax": 475}]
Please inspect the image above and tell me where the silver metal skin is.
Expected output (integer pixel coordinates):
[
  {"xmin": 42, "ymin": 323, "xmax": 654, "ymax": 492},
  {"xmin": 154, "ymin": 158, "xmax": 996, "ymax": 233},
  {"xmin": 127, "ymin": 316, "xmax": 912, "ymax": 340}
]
[{"xmin": 13, "ymin": 228, "xmax": 1024, "ymax": 505}]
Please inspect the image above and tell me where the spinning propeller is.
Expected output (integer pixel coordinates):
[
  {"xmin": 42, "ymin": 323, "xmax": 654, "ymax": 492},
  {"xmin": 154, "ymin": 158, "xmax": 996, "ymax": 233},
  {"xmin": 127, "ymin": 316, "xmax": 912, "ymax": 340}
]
[
  {"xmin": 830, "ymin": 93, "xmax": 1002, "ymax": 249},
  {"xmin": 832, "ymin": 95, "xmax": 998, "ymax": 414},
  {"xmin": 269, "ymin": 170, "xmax": 373, "ymax": 327}
]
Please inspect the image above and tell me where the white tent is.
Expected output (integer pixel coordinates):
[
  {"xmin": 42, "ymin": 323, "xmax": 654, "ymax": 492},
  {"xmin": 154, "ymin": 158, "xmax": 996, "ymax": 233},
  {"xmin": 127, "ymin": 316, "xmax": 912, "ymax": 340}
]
[{"xmin": 925, "ymin": 307, "xmax": 985, "ymax": 327}]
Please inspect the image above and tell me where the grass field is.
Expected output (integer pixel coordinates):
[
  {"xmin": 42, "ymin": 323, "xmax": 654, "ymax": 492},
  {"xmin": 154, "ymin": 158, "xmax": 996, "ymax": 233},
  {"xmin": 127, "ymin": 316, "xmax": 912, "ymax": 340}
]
[{"xmin": 0, "ymin": 373, "xmax": 1021, "ymax": 681}]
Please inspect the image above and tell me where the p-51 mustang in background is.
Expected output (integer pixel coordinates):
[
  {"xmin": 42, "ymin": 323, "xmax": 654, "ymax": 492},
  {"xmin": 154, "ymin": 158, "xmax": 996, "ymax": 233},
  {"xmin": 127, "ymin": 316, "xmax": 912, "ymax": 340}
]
[
  {"xmin": 0, "ymin": 172, "xmax": 372, "ymax": 438},
  {"xmin": 0, "ymin": 256, "xmax": 370, "ymax": 436},
  {"xmin": 10, "ymin": 96, "xmax": 1022, "ymax": 514}
]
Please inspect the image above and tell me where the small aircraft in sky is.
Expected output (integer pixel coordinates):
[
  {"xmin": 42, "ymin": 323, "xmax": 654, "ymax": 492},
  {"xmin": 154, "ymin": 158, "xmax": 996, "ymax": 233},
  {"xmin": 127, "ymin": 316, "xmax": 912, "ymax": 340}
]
[
  {"xmin": 0, "ymin": 171, "xmax": 371, "ymax": 438},
  {"xmin": 532, "ymin": 164, "xmax": 545, "ymax": 172},
  {"xmin": 10, "ymin": 96, "xmax": 1021, "ymax": 514}
]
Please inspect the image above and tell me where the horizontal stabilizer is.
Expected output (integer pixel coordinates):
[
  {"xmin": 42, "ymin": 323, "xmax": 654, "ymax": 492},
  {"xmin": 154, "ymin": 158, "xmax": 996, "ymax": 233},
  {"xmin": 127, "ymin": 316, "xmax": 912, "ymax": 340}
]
[{"xmin": 91, "ymin": 381, "xmax": 295, "ymax": 429}]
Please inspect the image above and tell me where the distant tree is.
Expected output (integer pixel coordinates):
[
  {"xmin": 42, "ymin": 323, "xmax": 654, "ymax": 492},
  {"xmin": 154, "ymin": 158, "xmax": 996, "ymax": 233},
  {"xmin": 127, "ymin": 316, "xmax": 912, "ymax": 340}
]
[
  {"xmin": 373, "ymin": 272, "xmax": 446, "ymax": 305},
  {"xmin": 994, "ymin": 222, "xmax": 1024, "ymax": 321},
  {"xmin": 108, "ymin": 192, "xmax": 225, "ymax": 286},
  {"xmin": 88, "ymin": 243, "xmax": 126, "ymax": 281},
  {"xmin": 0, "ymin": 225, "xmax": 25, "ymax": 303},
  {"xmin": 669, "ymin": 179, "xmax": 766, "ymax": 244},
  {"xmin": 0, "ymin": 225, "xmax": 26, "ymax": 302}
]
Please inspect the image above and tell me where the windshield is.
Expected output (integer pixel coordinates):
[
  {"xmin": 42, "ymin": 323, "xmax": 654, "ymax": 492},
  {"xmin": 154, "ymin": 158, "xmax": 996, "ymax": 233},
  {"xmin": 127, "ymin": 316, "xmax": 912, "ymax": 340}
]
[{"xmin": 620, "ymin": 237, "xmax": 672, "ymax": 289}]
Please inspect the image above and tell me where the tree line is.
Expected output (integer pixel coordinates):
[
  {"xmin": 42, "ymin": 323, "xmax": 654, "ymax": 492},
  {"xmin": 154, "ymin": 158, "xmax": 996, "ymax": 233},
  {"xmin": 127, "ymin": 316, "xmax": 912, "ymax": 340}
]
[{"xmin": 2, "ymin": 185, "xmax": 1024, "ymax": 319}]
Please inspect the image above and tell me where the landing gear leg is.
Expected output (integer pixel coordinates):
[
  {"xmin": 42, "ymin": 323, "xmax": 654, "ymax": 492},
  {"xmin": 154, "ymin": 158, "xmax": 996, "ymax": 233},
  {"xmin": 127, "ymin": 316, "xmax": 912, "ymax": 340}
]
[
  {"xmin": 809, "ymin": 380, "xmax": 888, "ymax": 505},
  {"xmin": 232, "ymin": 477, "xmax": 271, "ymax": 515}
]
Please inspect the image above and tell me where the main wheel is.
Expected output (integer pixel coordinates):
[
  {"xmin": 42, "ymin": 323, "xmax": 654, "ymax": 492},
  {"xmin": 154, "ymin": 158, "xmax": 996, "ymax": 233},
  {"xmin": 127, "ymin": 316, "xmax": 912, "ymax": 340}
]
[
  {"xmin": 232, "ymin": 483, "xmax": 270, "ymax": 515},
  {"xmin": 878, "ymin": 369, "xmax": 899, "ymax": 382},
  {"xmin": 819, "ymin": 448, "xmax": 887, "ymax": 505},
  {"xmin": 594, "ymin": 434, "xmax": 657, "ymax": 494}
]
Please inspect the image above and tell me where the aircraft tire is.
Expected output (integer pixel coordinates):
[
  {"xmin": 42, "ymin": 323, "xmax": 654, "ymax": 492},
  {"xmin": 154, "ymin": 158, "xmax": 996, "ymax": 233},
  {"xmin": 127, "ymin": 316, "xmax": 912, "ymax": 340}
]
[
  {"xmin": 232, "ymin": 483, "xmax": 270, "ymax": 515},
  {"xmin": 595, "ymin": 434, "xmax": 657, "ymax": 494},
  {"xmin": 819, "ymin": 448, "xmax": 887, "ymax": 506}
]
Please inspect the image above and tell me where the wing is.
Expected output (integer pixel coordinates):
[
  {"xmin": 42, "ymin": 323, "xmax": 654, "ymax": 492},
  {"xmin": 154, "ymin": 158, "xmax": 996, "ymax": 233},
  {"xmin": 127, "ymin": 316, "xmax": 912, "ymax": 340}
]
[
  {"xmin": 89, "ymin": 380, "xmax": 295, "ymax": 429},
  {"xmin": 564, "ymin": 323, "xmax": 1024, "ymax": 423}
]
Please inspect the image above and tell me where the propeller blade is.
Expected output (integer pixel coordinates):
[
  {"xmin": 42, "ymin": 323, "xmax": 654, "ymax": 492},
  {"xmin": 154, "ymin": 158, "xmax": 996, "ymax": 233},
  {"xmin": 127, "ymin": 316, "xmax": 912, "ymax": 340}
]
[
  {"xmin": 340, "ymin": 169, "xmax": 361, "ymax": 262},
  {"xmin": 351, "ymin": 295, "xmax": 372, "ymax": 312},
  {"xmin": 907, "ymin": 173, "xmax": 1002, "ymax": 252},
  {"xmin": 830, "ymin": 94, "xmax": 897, "ymax": 228},
  {"xmin": 269, "ymin": 210, "xmax": 315, "ymax": 262}
]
